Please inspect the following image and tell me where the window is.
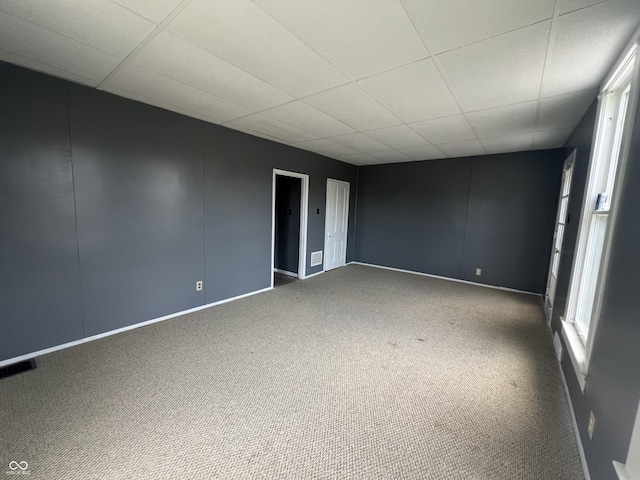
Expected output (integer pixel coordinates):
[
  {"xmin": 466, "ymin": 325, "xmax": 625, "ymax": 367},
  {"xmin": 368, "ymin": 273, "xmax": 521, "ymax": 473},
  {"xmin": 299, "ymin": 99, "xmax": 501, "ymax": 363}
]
[{"xmin": 561, "ymin": 42, "xmax": 638, "ymax": 391}]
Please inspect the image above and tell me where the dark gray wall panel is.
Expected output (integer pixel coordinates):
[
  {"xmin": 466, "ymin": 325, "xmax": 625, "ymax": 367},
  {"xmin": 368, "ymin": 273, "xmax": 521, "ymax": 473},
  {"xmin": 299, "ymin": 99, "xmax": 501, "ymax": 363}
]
[
  {"xmin": 552, "ymin": 89, "xmax": 640, "ymax": 479},
  {"xmin": 69, "ymin": 85, "xmax": 205, "ymax": 336},
  {"xmin": 354, "ymin": 159, "xmax": 472, "ymax": 278},
  {"xmin": 461, "ymin": 151, "xmax": 563, "ymax": 293},
  {"xmin": 275, "ymin": 176, "xmax": 301, "ymax": 274},
  {"xmin": 0, "ymin": 63, "xmax": 83, "ymax": 361},
  {"xmin": 203, "ymin": 126, "xmax": 272, "ymax": 303}
]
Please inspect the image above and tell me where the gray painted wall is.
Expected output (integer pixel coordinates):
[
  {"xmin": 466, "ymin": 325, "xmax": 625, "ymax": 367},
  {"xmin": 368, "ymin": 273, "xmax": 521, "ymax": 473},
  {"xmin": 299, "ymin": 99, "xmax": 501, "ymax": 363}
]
[
  {"xmin": 0, "ymin": 62, "xmax": 357, "ymax": 361},
  {"xmin": 355, "ymin": 159, "xmax": 471, "ymax": 279},
  {"xmin": 551, "ymin": 86, "xmax": 640, "ymax": 479},
  {"xmin": 275, "ymin": 176, "xmax": 301, "ymax": 274},
  {"xmin": 355, "ymin": 151, "xmax": 563, "ymax": 293},
  {"xmin": 69, "ymin": 85, "xmax": 206, "ymax": 336},
  {"xmin": 0, "ymin": 63, "xmax": 83, "ymax": 360}
]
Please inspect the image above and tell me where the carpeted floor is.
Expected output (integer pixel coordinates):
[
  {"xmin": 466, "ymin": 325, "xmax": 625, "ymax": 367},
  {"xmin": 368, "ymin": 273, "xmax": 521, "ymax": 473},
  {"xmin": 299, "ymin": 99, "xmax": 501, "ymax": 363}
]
[{"xmin": 0, "ymin": 265, "xmax": 584, "ymax": 479}]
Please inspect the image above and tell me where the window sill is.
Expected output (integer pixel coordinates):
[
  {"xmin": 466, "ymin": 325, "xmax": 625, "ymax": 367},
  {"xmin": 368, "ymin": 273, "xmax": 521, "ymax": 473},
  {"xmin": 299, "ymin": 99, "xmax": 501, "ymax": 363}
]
[
  {"xmin": 561, "ymin": 317, "xmax": 588, "ymax": 392},
  {"xmin": 613, "ymin": 461, "xmax": 638, "ymax": 480}
]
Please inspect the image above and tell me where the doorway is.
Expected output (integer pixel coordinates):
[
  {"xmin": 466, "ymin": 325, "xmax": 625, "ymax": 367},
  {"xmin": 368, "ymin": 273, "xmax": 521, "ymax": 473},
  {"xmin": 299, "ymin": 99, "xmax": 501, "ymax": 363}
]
[
  {"xmin": 271, "ymin": 169, "xmax": 309, "ymax": 288},
  {"xmin": 324, "ymin": 178, "xmax": 350, "ymax": 271},
  {"xmin": 545, "ymin": 150, "xmax": 575, "ymax": 324}
]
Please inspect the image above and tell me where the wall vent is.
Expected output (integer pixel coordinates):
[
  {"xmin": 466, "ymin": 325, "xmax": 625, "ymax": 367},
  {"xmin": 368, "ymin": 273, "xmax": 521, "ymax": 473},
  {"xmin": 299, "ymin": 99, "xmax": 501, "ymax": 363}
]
[
  {"xmin": 0, "ymin": 359, "xmax": 37, "ymax": 380},
  {"xmin": 310, "ymin": 251, "xmax": 323, "ymax": 267},
  {"xmin": 553, "ymin": 332, "xmax": 563, "ymax": 361}
]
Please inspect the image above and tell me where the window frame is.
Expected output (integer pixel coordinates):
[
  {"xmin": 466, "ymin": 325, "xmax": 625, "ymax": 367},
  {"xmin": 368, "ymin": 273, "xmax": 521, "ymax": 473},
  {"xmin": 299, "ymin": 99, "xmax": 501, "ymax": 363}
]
[{"xmin": 561, "ymin": 38, "xmax": 640, "ymax": 392}]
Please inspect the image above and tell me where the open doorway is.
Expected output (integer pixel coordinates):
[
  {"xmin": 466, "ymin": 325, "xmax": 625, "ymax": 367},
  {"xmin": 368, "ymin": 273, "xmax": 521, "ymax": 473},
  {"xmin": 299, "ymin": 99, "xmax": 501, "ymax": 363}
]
[{"xmin": 271, "ymin": 169, "xmax": 309, "ymax": 288}]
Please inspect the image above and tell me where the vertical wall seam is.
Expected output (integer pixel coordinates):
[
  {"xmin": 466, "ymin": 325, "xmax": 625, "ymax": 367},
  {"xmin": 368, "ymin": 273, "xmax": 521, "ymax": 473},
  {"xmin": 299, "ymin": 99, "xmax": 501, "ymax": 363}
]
[
  {"xmin": 459, "ymin": 160, "xmax": 474, "ymax": 280},
  {"xmin": 66, "ymin": 84, "xmax": 86, "ymax": 338},
  {"xmin": 201, "ymin": 123, "xmax": 206, "ymax": 306}
]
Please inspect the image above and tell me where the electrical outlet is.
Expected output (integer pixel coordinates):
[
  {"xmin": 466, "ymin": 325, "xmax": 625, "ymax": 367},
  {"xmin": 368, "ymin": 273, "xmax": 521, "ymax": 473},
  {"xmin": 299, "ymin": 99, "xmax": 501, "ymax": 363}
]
[
  {"xmin": 588, "ymin": 411, "xmax": 596, "ymax": 439},
  {"xmin": 475, "ymin": 268, "xmax": 482, "ymax": 276},
  {"xmin": 196, "ymin": 281, "xmax": 203, "ymax": 291}
]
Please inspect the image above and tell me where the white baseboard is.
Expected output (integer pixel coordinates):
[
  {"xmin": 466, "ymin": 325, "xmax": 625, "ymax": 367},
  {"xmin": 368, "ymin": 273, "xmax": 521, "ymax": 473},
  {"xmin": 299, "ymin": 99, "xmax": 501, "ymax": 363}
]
[
  {"xmin": 556, "ymin": 341, "xmax": 592, "ymax": 480},
  {"xmin": 304, "ymin": 269, "xmax": 325, "ymax": 279},
  {"xmin": 0, "ymin": 286, "xmax": 273, "ymax": 368},
  {"xmin": 351, "ymin": 262, "xmax": 540, "ymax": 296},
  {"xmin": 274, "ymin": 268, "xmax": 298, "ymax": 278}
]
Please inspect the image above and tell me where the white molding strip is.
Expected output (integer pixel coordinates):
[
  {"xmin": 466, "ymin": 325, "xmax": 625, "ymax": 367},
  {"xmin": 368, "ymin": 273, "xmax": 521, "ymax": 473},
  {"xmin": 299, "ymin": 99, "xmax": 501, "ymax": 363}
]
[
  {"xmin": 304, "ymin": 269, "xmax": 325, "ymax": 279},
  {"xmin": 0, "ymin": 286, "xmax": 273, "ymax": 368},
  {"xmin": 274, "ymin": 268, "xmax": 298, "ymax": 278},
  {"xmin": 557, "ymin": 349, "xmax": 593, "ymax": 480},
  {"xmin": 351, "ymin": 262, "xmax": 540, "ymax": 296}
]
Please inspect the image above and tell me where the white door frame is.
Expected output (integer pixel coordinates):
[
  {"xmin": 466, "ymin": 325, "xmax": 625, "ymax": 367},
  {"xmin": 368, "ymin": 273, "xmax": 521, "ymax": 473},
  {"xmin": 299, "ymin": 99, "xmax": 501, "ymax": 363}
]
[
  {"xmin": 323, "ymin": 178, "xmax": 350, "ymax": 271},
  {"xmin": 272, "ymin": 169, "xmax": 309, "ymax": 287},
  {"xmin": 545, "ymin": 150, "xmax": 576, "ymax": 324}
]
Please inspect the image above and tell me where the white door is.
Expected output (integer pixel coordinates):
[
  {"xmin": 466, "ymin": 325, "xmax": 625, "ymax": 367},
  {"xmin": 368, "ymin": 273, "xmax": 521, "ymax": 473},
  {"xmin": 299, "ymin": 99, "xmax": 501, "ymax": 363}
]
[
  {"xmin": 324, "ymin": 179, "xmax": 349, "ymax": 271},
  {"xmin": 544, "ymin": 151, "xmax": 575, "ymax": 323}
]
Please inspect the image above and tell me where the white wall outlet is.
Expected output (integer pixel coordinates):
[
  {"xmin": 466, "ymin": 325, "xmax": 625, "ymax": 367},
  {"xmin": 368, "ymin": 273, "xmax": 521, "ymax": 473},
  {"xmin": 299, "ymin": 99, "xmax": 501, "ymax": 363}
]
[
  {"xmin": 196, "ymin": 281, "xmax": 203, "ymax": 291},
  {"xmin": 588, "ymin": 411, "xmax": 596, "ymax": 439},
  {"xmin": 475, "ymin": 268, "xmax": 482, "ymax": 276}
]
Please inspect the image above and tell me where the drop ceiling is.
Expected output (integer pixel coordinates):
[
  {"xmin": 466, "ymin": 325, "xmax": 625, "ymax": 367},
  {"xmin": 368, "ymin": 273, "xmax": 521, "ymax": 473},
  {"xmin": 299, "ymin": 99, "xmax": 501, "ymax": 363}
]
[{"xmin": 1, "ymin": 0, "xmax": 639, "ymax": 165}]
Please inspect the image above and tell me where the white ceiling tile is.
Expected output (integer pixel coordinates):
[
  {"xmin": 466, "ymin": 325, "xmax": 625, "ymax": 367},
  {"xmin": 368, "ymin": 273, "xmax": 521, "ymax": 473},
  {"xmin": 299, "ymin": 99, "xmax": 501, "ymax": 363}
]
[
  {"xmin": 436, "ymin": 140, "xmax": 486, "ymax": 158},
  {"xmin": 131, "ymin": 32, "xmax": 292, "ymax": 111},
  {"xmin": 481, "ymin": 133, "xmax": 534, "ymax": 154},
  {"xmin": 252, "ymin": 0, "xmax": 428, "ymax": 80},
  {"xmin": 410, "ymin": 114, "xmax": 477, "ymax": 145},
  {"xmin": 0, "ymin": 0, "xmax": 155, "ymax": 58},
  {"xmin": 329, "ymin": 133, "xmax": 391, "ymax": 154},
  {"xmin": 438, "ymin": 22, "xmax": 550, "ymax": 111},
  {"xmin": 399, "ymin": 145, "xmax": 448, "ymax": 161},
  {"xmin": 363, "ymin": 125, "xmax": 430, "ymax": 150},
  {"xmin": 102, "ymin": 63, "xmax": 252, "ymax": 123},
  {"xmin": 557, "ymin": 0, "xmax": 608, "ymax": 16},
  {"xmin": 400, "ymin": 146, "xmax": 447, "ymax": 160},
  {"xmin": 466, "ymin": 101, "xmax": 538, "ymax": 139},
  {"xmin": 402, "ymin": 0, "xmax": 555, "ymax": 54},
  {"xmin": 296, "ymin": 139, "xmax": 358, "ymax": 157},
  {"xmin": 370, "ymin": 150, "xmax": 412, "ymax": 163},
  {"xmin": 225, "ymin": 125, "xmax": 295, "ymax": 145},
  {"xmin": 0, "ymin": 48, "xmax": 99, "ymax": 86},
  {"xmin": 542, "ymin": 0, "xmax": 640, "ymax": 97},
  {"xmin": 167, "ymin": 0, "xmax": 348, "ymax": 97},
  {"xmin": 358, "ymin": 59, "xmax": 460, "ymax": 123},
  {"xmin": 538, "ymin": 89, "xmax": 597, "ymax": 131},
  {"xmin": 338, "ymin": 154, "xmax": 381, "ymax": 166},
  {"xmin": 303, "ymin": 84, "xmax": 402, "ymax": 131},
  {"xmin": 0, "ymin": 12, "xmax": 121, "ymax": 83},
  {"xmin": 102, "ymin": 86, "xmax": 222, "ymax": 125},
  {"xmin": 112, "ymin": 0, "xmax": 183, "ymax": 24},
  {"xmin": 534, "ymin": 129, "xmax": 574, "ymax": 149},
  {"xmin": 226, "ymin": 114, "xmax": 318, "ymax": 143},
  {"xmin": 261, "ymin": 101, "xmax": 355, "ymax": 138}
]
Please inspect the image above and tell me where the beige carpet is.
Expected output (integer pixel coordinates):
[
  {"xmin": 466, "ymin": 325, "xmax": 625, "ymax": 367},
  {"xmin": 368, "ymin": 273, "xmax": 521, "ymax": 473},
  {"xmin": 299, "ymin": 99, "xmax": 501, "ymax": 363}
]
[{"xmin": 0, "ymin": 265, "xmax": 584, "ymax": 479}]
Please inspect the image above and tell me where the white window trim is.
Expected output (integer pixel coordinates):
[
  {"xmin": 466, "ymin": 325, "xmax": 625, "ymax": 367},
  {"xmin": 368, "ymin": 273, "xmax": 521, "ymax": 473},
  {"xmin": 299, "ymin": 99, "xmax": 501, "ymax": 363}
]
[{"xmin": 561, "ymin": 34, "xmax": 640, "ymax": 392}]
